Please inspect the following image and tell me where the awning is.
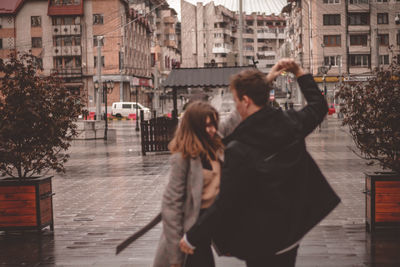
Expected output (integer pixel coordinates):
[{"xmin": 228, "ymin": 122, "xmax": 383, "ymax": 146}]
[{"xmin": 162, "ymin": 66, "xmax": 255, "ymax": 88}]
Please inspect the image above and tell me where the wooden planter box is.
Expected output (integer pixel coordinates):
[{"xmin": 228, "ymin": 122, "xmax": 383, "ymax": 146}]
[
  {"xmin": 365, "ymin": 172, "xmax": 400, "ymax": 232},
  {"xmin": 0, "ymin": 176, "xmax": 54, "ymax": 231}
]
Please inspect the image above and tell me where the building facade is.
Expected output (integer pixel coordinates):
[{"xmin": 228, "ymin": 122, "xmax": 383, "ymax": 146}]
[
  {"xmin": 130, "ymin": 0, "xmax": 181, "ymax": 113},
  {"xmin": 181, "ymin": 0, "xmax": 236, "ymax": 68},
  {"xmin": 284, "ymin": 0, "xmax": 400, "ymax": 104},
  {"xmin": 0, "ymin": 0, "xmax": 153, "ymax": 111},
  {"xmin": 181, "ymin": 0, "xmax": 286, "ymax": 71},
  {"xmin": 239, "ymin": 13, "xmax": 286, "ymax": 73}
]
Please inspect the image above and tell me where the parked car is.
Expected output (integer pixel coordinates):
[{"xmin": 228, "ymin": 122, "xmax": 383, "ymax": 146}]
[{"xmin": 111, "ymin": 102, "xmax": 151, "ymax": 120}]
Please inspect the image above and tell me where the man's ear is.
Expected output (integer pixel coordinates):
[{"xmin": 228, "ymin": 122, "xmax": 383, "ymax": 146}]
[{"xmin": 242, "ymin": 95, "xmax": 252, "ymax": 107}]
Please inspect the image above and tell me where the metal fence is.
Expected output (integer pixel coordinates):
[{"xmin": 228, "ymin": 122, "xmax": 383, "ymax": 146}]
[{"xmin": 140, "ymin": 116, "xmax": 178, "ymax": 156}]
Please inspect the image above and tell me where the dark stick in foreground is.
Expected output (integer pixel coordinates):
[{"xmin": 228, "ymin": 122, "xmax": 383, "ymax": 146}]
[{"xmin": 116, "ymin": 213, "xmax": 162, "ymax": 255}]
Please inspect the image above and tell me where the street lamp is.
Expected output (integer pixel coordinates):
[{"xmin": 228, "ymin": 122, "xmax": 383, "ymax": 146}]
[
  {"xmin": 135, "ymin": 86, "xmax": 139, "ymax": 131},
  {"xmin": 94, "ymin": 80, "xmax": 114, "ymax": 140}
]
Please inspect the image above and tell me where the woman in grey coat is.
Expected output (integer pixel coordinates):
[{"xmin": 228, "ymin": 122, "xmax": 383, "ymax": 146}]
[{"xmin": 153, "ymin": 101, "xmax": 240, "ymax": 267}]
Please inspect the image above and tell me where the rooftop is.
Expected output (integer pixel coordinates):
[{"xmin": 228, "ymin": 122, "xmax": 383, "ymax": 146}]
[{"xmin": 0, "ymin": 0, "xmax": 24, "ymax": 15}]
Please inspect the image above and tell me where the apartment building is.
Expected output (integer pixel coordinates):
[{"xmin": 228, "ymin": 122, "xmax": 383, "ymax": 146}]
[
  {"xmin": 181, "ymin": 0, "xmax": 237, "ymax": 68},
  {"xmin": 180, "ymin": 0, "xmax": 286, "ymax": 71},
  {"xmin": 238, "ymin": 13, "xmax": 286, "ymax": 73},
  {"xmin": 0, "ymin": 0, "xmax": 152, "ymax": 110},
  {"xmin": 284, "ymin": 0, "xmax": 400, "ymax": 103},
  {"xmin": 153, "ymin": 6, "xmax": 181, "ymax": 80},
  {"xmin": 130, "ymin": 0, "xmax": 181, "ymax": 113}
]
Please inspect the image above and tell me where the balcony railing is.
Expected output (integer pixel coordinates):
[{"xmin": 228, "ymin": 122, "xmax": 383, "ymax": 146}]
[
  {"xmin": 212, "ymin": 47, "xmax": 231, "ymax": 54},
  {"xmin": 51, "ymin": 67, "xmax": 82, "ymax": 78},
  {"xmin": 48, "ymin": 0, "xmax": 84, "ymax": 16}
]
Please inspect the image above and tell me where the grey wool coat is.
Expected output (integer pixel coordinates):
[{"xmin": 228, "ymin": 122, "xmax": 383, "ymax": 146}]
[{"xmin": 152, "ymin": 110, "xmax": 240, "ymax": 267}]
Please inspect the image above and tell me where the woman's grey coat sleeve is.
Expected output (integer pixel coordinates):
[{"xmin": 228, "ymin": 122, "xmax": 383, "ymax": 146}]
[{"xmin": 161, "ymin": 153, "xmax": 189, "ymax": 264}]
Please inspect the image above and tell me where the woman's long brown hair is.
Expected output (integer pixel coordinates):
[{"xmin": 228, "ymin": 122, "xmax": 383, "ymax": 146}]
[{"xmin": 169, "ymin": 101, "xmax": 223, "ymax": 160}]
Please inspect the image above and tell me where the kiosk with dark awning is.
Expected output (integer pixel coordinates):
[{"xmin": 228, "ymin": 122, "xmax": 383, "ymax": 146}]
[{"xmin": 162, "ymin": 66, "xmax": 255, "ymax": 119}]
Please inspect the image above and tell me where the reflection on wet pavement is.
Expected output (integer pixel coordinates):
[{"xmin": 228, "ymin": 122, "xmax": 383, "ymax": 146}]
[{"xmin": 1, "ymin": 119, "xmax": 400, "ymax": 267}]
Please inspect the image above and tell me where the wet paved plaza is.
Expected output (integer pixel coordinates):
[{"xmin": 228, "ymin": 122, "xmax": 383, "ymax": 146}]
[{"xmin": 1, "ymin": 117, "xmax": 400, "ymax": 266}]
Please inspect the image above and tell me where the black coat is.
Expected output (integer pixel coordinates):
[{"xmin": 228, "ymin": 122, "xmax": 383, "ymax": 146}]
[{"xmin": 186, "ymin": 74, "xmax": 341, "ymax": 260}]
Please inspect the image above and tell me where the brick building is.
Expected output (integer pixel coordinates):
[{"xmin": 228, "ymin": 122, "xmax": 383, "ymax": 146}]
[{"xmin": 0, "ymin": 0, "xmax": 152, "ymax": 111}]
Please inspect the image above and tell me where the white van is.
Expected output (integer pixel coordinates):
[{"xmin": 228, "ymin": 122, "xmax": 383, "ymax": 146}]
[{"xmin": 111, "ymin": 102, "xmax": 151, "ymax": 119}]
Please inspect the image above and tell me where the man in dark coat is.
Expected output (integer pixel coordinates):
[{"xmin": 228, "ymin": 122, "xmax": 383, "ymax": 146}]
[{"xmin": 179, "ymin": 59, "xmax": 340, "ymax": 267}]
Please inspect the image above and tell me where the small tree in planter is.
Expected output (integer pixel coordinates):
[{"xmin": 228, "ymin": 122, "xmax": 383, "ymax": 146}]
[
  {"xmin": 0, "ymin": 52, "xmax": 83, "ymax": 231},
  {"xmin": 337, "ymin": 55, "xmax": 400, "ymax": 231}
]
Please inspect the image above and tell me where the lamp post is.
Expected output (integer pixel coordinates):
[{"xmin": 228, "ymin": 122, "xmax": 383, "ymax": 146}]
[
  {"xmin": 135, "ymin": 86, "xmax": 139, "ymax": 131},
  {"xmin": 95, "ymin": 80, "xmax": 114, "ymax": 140}
]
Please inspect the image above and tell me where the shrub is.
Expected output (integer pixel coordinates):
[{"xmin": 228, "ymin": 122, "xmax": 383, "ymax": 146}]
[
  {"xmin": 337, "ymin": 58, "xmax": 400, "ymax": 173},
  {"xmin": 0, "ymin": 52, "xmax": 84, "ymax": 178}
]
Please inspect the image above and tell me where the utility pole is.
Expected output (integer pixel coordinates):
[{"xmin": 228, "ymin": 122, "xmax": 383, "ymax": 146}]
[
  {"xmin": 238, "ymin": 0, "xmax": 243, "ymax": 66},
  {"xmin": 376, "ymin": 28, "xmax": 380, "ymax": 69},
  {"xmin": 119, "ymin": 42, "xmax": 124, "ymax": 102},
  {"xmin": 96, "ymin": 36, "xmax": 103, "ymax": 121},
  {"xmin": 153, "ymin": 63, "xmax": 160, "ymax": 115}
]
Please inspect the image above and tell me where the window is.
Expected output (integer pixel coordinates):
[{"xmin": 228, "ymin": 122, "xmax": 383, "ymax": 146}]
[
  {"xmin": 323, "ymin": 35, "xmax": 341, "ymax": 46},
  {"xmin": 93, "ymin": 36, "xmax": 104, "ymax": 46},
  {"xmin": 348, "ymin": 13, "xmax": 370, "ymax": 25},
  {"xmin": 376, "ymin": 0, "xmax": 388, "ymax": 2},
  {"xmin": 324, "ymin": 55, "xmax": 341, "ymax": 66},
  {"xmin": 51, "ymin": 0, "xmax": 81, "ymax": 5},
  {"xmin": 74, "ymin": 36, "xmax": 81, "ymax": 46},
  {"xmin": 349, "ymin": 0, "xmax": 369, "ymax": 3},
  {"xmin": 32, "ymin": 37, "xmax": 42, "ymax": 48},
  {"xmin": 0, "ymin": 39, "xmax": 2, "ymax": 49},
  {"xmin": 151, "ymin": 53, "xmax": 155, "ymax": 67},
  {"xmin": 122, "ymin": 104, "xmax": 132, "ymax": 109},
  {"xmin": 323, "ymin": 14, "xmax": 341, "ymax": 25},
  {"xmin": 378, "ymin": 34, "xmax": 389, "ymax": 45},
  {"xmin": 94, "ymin": 56, "xmax": 105, "ymax": 67},
  {"xmin": 54, "ymin": 57, "xmax": 81, "ymax": 68},
  {"xmin": 35, "ymin": 58, "xmax": 43, "ymax": 69},
  {"xmin": 397, "ymin": 33, "xmax": 400, "ymax": 45},
  {"xmin": 377, "ymin": 13, "xmax": 388, "ymax": 24},
  {"xmin": 323, "ymin": 0, "xmax": 340, "ymax": 3},
  {"xmin": 65, "ymin": 57, "xmax": 74, "ymax": 68},
  {"xmin": 75, "ymin": 57, "xmax": 81, "ymax": 67},
  {"xmin": 63, "ymin": 36, "xmax": 72, "ymax": 46},
  {"xmin": 379, "ymin": 55, "xmax": 389, "ymax": 65},
  {"xmin": 245, "ymin": 38, "xmax": 254, "ymax": 43},
  {"xmin": 93, "ymin": 14, "xmax": 104, "ymax": 25},
  {"xmin": 31, "ymin": 16, "xmax": 41, "ymax": 27},
  {"xmin": 349, "ymin": 54, "xmax": 370, "ymax": 67},
  {"xmin": 350, "ymin": 34, "xmax": 368, "ymax": 46}
]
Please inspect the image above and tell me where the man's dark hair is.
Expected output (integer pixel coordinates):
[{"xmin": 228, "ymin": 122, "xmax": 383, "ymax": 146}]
[{"xmin": 230, "ymin": 69, "xmax": 271, "ymax": 107}]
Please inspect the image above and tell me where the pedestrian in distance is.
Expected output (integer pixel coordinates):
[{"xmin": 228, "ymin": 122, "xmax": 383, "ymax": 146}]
[
  {"xmin": 179, "ymin": 59, "xmax": 341, "ymax": 267},
  {"xmin": 152, "ymin": 101, "xmax": 240, "ymax": 267}
]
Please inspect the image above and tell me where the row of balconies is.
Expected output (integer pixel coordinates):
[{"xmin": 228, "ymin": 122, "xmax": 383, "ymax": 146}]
[
  {"xmin": 51, "ymin": 67, "xmax": 82, "ymax": 78},
  {"xmin": 257, "ymin": 32, "xmax": 285, "ymax": 39},
  {"xmin": 53, "ymin": 45, "xmax": 81, "ymax": 56},
  {"xmin": 52, "ymin": 25, "xmax": 81, "ymax": 36}
]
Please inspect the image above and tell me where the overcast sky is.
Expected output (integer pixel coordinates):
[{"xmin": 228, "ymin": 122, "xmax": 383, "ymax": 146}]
[{"xmin": 166, "ymin": 0, "xmax": 286, "ymax": 20}]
